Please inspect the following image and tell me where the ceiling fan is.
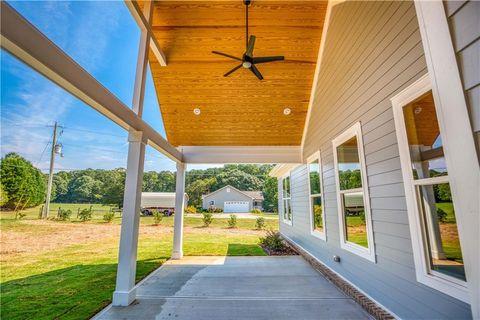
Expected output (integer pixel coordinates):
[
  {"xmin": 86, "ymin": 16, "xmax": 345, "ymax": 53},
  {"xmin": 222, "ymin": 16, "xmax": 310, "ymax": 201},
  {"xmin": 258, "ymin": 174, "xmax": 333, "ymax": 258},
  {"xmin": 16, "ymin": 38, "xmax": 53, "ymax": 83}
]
[{"xmin": 212, "ymin": 0, "xmax": 284, "ymax": 80}]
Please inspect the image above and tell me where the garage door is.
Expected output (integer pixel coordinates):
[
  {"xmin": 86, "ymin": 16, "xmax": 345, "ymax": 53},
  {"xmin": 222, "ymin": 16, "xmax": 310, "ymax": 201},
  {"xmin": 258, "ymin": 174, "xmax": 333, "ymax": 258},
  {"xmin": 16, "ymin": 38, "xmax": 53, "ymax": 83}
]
[{"xmin": 224, "ymin": 201, "xmax": 249, "ymax": 213}]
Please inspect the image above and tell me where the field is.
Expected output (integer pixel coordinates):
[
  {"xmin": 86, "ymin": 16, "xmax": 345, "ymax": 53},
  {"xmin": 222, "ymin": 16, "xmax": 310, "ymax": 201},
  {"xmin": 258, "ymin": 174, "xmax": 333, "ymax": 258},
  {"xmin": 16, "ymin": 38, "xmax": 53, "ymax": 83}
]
[{"xmin": 1, "ymin": 204, "xmax": 278, "ymax": 320}]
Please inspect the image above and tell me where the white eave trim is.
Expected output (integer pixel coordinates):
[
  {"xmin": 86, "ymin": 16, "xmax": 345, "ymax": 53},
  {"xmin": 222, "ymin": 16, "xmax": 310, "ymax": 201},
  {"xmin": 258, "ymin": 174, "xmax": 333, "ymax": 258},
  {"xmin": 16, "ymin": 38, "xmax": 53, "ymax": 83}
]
[
  {"xmin": 301, "ymin": 0, "xmax": 345, "ymax": 158},
  {"xmin": 180, "ymin": 146, "xmax": 302, "ymax": 164},
  {"xmin": 269, "ymin": 163, "xmax": 301, "ymax": 178}
]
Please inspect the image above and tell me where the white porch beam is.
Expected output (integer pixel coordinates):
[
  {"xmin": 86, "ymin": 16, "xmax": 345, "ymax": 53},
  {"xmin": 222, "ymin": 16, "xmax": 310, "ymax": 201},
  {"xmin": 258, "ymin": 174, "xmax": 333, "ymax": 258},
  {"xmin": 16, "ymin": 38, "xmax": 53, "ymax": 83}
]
[
  {"xmin": 125, "ymin": 0, "xmax": 167, "ymax": 67},
  {"xmin": 180, "ymin": 146, "xmax": 302, "ymax": 164},
  {"xmin": 0, "ymin": 1, "xmax": 180, "ymax": 162},
  {"xmin": 112, "ymin": 130, "xmax": 146, "ymax": 306},
  {"xmin": 415, "ymin": 1, "xmax": 480, "ymax": 317},
  {"xmin": 172, "ymin": 162, "xmax": 186, "ymax": 260}
]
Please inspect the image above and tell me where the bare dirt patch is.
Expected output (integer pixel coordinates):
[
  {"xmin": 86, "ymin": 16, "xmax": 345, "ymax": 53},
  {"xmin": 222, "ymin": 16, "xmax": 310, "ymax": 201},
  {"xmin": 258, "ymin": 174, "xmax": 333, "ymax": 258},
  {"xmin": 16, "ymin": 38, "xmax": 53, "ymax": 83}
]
[{"xmin": 1, "ymin": 220, "xmax": 267, "ymax": 261}]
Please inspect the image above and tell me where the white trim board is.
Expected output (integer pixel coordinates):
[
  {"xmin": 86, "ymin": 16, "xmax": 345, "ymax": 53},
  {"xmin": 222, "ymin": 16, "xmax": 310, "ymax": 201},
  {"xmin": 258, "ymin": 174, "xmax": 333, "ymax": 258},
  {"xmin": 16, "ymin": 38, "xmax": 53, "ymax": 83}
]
[
  {"xmin": 306, "ymin": 151, "xmax": 327, "ymax": 241},
  {"xmin": 391, "ymin": 74, "xmax": 469, "ymax": 302},
  {"xmin": 414, "ymin": 1, "xmax": 479, "ymax": 315},
  {"xmin": 301, "ymin": 0, "xmax": 346, "ymax": 159},
  {"xmin": 180, "ymin": 146, "xmax": 302, "ymax": 164},
  {"xmin": 332, "ymin": 122, "xmax": 376, "ymax": 263}
]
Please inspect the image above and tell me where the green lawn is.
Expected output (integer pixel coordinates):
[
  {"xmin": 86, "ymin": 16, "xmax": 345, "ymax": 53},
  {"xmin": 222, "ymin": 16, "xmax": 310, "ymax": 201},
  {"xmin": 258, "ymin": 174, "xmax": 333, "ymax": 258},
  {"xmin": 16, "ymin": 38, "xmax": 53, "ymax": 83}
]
[{"xmin": 1, "ymin": 204, "xmax": 273, "ymax": 320}]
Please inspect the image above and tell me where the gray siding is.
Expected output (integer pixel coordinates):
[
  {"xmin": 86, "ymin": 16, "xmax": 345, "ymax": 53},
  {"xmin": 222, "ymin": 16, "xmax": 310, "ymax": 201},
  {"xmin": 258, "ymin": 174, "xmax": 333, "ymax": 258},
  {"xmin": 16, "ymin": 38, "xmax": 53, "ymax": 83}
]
[
  {"xmin": 444, "ymin": 0, "xmax": 480, "ymax": 158},
  {"xmin": 280, "ymin": 1, "xmax": 472, "ymax": 319},
  {"xmin": 202, "ymin": 187, "xmax": 252, "ymax": 211}
]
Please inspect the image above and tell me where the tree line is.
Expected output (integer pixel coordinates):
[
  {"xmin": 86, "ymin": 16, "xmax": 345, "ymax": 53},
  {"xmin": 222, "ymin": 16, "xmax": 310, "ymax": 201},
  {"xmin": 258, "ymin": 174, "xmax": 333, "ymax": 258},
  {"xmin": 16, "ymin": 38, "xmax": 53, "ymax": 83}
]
[{"xmin": 0, "ymin": 153, "xmax": 278, "ymax": 212}]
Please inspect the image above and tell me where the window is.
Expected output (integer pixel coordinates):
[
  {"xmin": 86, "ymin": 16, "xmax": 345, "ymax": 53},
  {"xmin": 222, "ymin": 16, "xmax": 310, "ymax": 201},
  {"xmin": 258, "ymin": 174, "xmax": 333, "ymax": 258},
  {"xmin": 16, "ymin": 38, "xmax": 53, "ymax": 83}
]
[
  {"xmin": 307, "ymin": 151, "xmax": 326, "ymax": 239},
  {"xmin": 226, "ymin": 188, "xmax": 231, "ymax": 193},
  {"xmin": 281, "ymin": 175, "xmax": 292, "ymax": 224},
  {"xmin": 333, "ymin": 123, "xmax": 375, "ymax": 262},
  {"xmin": 392, "ymin": 74, "xmax": 468, "ymax": 301},
  {"xmin": 209, "ymin": 200, "xmax": 215, "ymax": 206}
]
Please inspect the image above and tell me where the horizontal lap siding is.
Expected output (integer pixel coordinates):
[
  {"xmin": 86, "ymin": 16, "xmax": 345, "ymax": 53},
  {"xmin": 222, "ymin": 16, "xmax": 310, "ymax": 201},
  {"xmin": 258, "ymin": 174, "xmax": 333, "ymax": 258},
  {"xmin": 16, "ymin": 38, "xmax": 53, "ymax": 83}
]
[
  {"xmin": 445, "ymin": 0, "xmax": 480, "ymax": 157},
  {"xmin": 280, "ymin": 1, "xmax": 471, "ymax": 318}
]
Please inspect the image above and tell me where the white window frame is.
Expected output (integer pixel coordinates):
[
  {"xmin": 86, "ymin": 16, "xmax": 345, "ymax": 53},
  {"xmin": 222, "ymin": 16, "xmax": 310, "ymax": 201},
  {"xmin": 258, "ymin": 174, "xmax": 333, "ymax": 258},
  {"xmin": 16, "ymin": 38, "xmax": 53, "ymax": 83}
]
[
  {"xmin": 307, "ymin": 151, "xmax": 326, "ymax": 240},
  {"xmin": 391, "ymin": 74, "xmax": 468, "ymax": 302},
  {"xmin": 332, "ymin": 122, "xmax": 375, "ymax": 262},
  {"xmin": 281, "ymin": 173, "xmax": 292, "ymax": 225}
]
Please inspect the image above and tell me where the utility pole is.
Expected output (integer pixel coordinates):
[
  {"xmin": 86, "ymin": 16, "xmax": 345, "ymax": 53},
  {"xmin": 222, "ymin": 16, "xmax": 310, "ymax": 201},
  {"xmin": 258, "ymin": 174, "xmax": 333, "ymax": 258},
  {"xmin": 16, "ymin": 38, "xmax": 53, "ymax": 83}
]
[{"xmin": 42, "ymin": 122, "xmax": 61, "ymax": 219}]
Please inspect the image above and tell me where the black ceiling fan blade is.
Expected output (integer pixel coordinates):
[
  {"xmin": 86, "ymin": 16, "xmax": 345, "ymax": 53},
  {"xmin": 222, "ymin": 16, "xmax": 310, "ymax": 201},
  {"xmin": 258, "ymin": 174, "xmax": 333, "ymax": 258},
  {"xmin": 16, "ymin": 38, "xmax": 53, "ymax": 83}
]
[
  {"xmin": 245, "ymin": 35, "xmax": 256, "ymax": 57},
  {"xmin": 224, "ymin": 64, "xmax": 243, "ymax": 77},
  {"xmin": 252, "ymin": 56, "xmax": 285, "ymax": 64},
  {"xmin": 250, "ymin": 64, "xmax": 264, "ymax": 80},
  {"xmin": 212, "ymin": 51, "xmax": 242, "ymax": 61}
]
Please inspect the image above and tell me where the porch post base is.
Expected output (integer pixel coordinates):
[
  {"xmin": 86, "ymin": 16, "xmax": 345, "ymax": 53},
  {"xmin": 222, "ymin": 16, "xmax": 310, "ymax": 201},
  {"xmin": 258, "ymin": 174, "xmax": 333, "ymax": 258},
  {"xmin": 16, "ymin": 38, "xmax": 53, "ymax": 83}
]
[
  {"xmin": 171, "ymin": 250, "xmax": 183, "ymax": 260},
  {"xmin": 112, "ymin": 288, "xmax": 137, "ymax": 306}
]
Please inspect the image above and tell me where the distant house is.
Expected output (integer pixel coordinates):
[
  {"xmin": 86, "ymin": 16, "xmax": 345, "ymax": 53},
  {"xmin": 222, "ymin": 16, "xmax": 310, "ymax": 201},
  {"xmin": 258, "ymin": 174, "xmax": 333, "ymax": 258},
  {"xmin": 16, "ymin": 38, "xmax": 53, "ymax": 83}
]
[{"xmin": 201, "ymin": 185, "xmax": 263, "ymax": 213}]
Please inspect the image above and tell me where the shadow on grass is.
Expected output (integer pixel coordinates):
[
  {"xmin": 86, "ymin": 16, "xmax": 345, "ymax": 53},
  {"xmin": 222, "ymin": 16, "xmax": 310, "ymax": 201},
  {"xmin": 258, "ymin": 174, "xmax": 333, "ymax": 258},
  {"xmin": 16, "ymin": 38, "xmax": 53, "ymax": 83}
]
[
  {"xmin": 227, "ymin": 243, "xmax": 266, "ymax": 256},
  {"xmin": 1, "ymin": 258, "xmax": 169, "ymax": 320}
]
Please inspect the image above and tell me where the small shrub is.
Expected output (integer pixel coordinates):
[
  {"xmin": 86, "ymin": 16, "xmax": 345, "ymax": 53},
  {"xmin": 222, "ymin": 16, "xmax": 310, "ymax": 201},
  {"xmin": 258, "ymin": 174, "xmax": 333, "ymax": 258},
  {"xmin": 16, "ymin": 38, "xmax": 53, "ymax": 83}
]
[
  {"xmin": 202, "ymin": 211, "xmax": 213, "ymax": 227},
  {"xmin": 228, "ymin": 214, "xmax": 237, "ymax": 228},
  {"xmin": 57, "ymin": 208, "xmax": 72, "ymax": 221},
  {"xmin": 251, "ymin": 208, "xmax": 261, "ymax": 214},
  {"xmin": 103, "ymin": 211, "xmax": 115, "ymax": 223},
  {"xmin": 437, "ymin": 207, "xmax": 447, "ymax": 223},
  {"xmin": 259, "ymin": 230, "xmax": 286, "ymax": 252},
  {"xmin": 78, "ymin": 206, "xmax": 93, "ymax": 222},
  {"xmin": 255, "ymin": 217, "xmax": 266, "ymax": 230},
  {"xmin": 185, "ymin": 206, "xmax": 197, "ymax": 214},
  {"xmin": 207, "ymin": 207, "xmax": 223, "ymax": 213},
  {"xmin": 153, "ymin": 210, "xmax": 163, "ymax": 225}
]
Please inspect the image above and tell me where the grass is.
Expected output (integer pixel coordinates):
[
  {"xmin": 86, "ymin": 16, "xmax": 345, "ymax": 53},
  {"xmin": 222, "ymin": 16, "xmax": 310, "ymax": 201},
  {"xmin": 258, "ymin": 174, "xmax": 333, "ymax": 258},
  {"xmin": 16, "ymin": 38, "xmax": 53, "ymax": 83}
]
[{"xmin": 1, "ymin": 203, "xmax": 272, "ymax": 320}]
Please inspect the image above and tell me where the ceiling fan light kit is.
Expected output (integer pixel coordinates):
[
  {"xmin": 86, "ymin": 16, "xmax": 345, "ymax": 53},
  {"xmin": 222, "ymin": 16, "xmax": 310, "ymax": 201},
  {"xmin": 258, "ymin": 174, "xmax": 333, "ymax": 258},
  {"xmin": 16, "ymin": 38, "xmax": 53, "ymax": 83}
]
[{"xmin": 212, "ymin": 0, "xmax": 285, "ymax": 80}]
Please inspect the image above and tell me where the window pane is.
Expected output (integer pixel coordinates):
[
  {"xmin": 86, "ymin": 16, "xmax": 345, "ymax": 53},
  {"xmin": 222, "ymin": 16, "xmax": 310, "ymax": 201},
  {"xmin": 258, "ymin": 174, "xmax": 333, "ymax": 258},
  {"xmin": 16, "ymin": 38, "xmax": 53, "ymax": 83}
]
[
  {"xmin": 403, "ymin": 91, "xmax": 447, "ymax": 179},
  {"xmin": 336, "ymin": 136, "xmax": 362, "ymax": 190},
  {"xmin": 283, "ymin": 176, "xmax": 291, "ymax": 198},
  {"xmin": 416, "ymin": 183, "xmax": 465, "ymax": 281},
  {"xmin": 284, "ymin": 199, "xmax": 292, "ymax": 221},
  {"xmin": 309, "ymin": 160, "xmax": 321, "ymax": 195},
  {"xmin": 311, "ymin": 196, "xmax": 323, "ymax": 232},
  {"xmin": 343, "ymin": 191, "xmax": 367, "ymax": 248}
]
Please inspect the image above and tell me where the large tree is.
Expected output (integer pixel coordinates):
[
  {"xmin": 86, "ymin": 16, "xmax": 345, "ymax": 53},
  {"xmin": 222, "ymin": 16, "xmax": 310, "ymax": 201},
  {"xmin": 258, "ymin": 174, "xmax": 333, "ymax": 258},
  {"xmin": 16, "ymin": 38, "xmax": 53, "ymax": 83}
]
[{"xmin": 0, "ymin": 153, "xmax": 46, "ymax": 209}]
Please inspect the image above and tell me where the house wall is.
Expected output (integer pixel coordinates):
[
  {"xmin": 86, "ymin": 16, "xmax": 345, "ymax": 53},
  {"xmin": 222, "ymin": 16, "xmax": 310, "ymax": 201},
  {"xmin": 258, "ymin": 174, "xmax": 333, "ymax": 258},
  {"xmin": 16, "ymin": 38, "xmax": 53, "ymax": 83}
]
[
  {"xmin": 444, "ymin": 0, "xmax": 480, "ymax": 161},
  {"xmin": 202, "ymin": 188, "xmax": 252, "ymax": 211},
  {"xmin": 280, "ymin": 1, "xmax": 472, "ymax": 318}
]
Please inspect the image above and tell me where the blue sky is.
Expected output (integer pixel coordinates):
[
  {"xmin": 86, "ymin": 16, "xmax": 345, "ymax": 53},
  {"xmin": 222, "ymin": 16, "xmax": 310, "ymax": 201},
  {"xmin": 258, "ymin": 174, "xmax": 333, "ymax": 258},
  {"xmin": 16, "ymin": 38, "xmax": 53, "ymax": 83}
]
[{"xmin": 1, "ymin": 1, "xmax": 218, "ymax": 173}]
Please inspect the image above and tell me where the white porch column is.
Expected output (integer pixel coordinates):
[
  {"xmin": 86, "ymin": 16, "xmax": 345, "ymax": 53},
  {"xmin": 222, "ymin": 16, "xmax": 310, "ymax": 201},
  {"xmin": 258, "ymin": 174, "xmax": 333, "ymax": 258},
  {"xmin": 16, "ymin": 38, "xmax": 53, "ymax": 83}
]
[
  {"xmin": 172, "ymin": 162, "xmax": 186, "ymax": 259},
  {"xmin": 112, "ymin": 130, "xmax": 146, "ymax": 306}
]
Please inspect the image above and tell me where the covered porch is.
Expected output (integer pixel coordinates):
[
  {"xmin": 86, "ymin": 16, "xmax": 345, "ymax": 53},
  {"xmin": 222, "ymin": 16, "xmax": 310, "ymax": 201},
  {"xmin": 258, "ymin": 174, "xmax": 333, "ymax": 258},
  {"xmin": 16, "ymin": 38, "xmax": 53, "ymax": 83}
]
[{"xmin": 95, "ymin": 256, "xmax": 371, "ymax": 320}]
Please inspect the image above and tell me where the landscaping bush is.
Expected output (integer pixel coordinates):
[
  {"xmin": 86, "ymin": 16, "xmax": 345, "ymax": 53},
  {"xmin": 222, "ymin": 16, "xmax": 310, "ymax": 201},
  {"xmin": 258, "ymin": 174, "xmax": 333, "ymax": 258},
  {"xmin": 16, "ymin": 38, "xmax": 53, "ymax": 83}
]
[
  {"xmin": 103, "ymin": 211, "xmax": 115, "ymax": 223},
  {"xmin": 259, "ymin": 230, "xmax": 286, "ymax": 252},
  {"xmin": 153, "ymin": 210, "xmax": 163, "ymax": 225},
  {"xmin": 255, "ymin": 217, "xmax": 266, "ymax": 230},
  {"xmin": 202, "ymin": 212, "xmax": 213, "ymax": 227},
  {"xmin": 207, "ymin": 207, "xmax": 223, "ymax": 213},
  {"xmin": 437, "ymin": 207, "xmax": 447, "ymax": 223},
  {"xmin": 78, "ymin": 206, "xmax": 93, "ymax": 222},
  {"xmin": 250, "ymin": 208, "xmax": 261, "ymax": 214},
  {"xmin": 57, "ymin": 208, "xmax": 72, "ymax": 221},
  {"xmin": 185, "ymin": 206, "xmax": 197, "ymax": 213},
  {"xmin": 228, "ymin": 214, "xmax": 238, "ymax": 228}
]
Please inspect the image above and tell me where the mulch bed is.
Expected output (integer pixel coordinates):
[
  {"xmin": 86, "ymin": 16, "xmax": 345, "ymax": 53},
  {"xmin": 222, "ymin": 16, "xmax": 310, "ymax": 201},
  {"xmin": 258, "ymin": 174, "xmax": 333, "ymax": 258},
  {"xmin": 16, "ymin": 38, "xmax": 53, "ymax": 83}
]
[{"xmin": 260, "ymin": 243, "xmax": 299, "ymax": 256}]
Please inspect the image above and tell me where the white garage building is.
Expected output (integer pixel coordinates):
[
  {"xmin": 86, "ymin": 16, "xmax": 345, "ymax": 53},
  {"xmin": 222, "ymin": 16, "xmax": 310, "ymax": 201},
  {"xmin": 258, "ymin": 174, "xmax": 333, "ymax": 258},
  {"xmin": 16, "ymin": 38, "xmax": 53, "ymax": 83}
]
[{"xmin": 201, "ymin": 185, "xmax": 263, "ymax": 213}]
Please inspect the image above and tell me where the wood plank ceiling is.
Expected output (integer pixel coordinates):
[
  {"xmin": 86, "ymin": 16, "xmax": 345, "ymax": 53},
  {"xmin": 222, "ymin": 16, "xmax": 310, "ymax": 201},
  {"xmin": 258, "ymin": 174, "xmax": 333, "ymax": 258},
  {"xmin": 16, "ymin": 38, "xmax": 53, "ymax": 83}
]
[{"xmin": 145, "ymin": 1, "xmax": 327, "ymax": 146}]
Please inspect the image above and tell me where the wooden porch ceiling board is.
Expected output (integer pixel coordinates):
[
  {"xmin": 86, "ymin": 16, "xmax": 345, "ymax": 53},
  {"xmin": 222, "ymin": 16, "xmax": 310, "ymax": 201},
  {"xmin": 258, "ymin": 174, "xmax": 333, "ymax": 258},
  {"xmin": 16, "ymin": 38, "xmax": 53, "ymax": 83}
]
[{"xmin": 145, "ymin": 0, "xmax": 327, "ymax": 146}]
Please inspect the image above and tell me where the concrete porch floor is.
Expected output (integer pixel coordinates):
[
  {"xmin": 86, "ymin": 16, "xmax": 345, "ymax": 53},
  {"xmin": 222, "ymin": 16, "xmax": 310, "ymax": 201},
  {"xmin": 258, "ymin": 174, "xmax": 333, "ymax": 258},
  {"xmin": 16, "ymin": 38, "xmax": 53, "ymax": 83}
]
[{"xmin": 95, "ymin": 256, "xmax": 371, "ymax": 320}]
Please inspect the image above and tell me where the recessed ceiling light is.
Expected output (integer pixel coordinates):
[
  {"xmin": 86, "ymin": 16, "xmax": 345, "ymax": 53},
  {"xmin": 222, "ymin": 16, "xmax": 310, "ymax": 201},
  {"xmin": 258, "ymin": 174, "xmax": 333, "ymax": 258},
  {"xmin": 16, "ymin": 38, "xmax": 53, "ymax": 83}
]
[
  {"xmin": 193, "ymin": 108, "xmax": 201, "ymax": 115},
  {"xmin": 414, "ymin": 106, "xmax": 422, "ymax": 114},
  {"xmin": 283, "ymin": 108, "xmax": 291, "ymax": 115}
]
